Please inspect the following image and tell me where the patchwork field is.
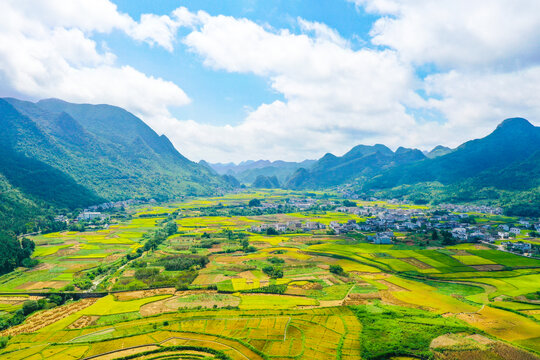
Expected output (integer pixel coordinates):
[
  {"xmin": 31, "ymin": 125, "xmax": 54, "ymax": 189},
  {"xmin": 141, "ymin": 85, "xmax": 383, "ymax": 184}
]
[{"xmin": 0, "ymin": 190, "xmax": 539, "ymax": 359}]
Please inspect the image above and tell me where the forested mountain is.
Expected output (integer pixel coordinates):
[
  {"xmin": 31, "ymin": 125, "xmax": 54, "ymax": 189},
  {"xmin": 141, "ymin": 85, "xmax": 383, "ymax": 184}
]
[
  {"xmin": 285, "ymin": 144, "xmax": 426, "ymax": 189},
  {"xmin": 209, "ymin": 159, "xmax": 316, "ymax": 185},
  {"xmin": 1, "ymin": 98, "xmax": 226, "ymax": 202},
  {"xmin": 0, "ymin": 97, "xmax": 228, "ymax": 235},
  {"xmin": 366, "ymin": 118, "xmax": 540, "ymax": 190}
]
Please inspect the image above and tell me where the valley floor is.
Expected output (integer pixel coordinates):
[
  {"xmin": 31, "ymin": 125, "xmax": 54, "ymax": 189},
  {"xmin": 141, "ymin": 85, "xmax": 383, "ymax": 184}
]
[{"xmin": 0, "ymin": 190, "xmax": 539, "ymax": 359}]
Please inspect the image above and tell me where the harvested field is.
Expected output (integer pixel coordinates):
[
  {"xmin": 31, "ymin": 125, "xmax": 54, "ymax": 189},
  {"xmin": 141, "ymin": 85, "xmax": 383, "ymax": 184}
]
[
  {"xmin": 16, "ymin": 281, "xmax": 69, "ymax": 290},
  {"xmin": 400, "ymin": 257, "xmax": 433, "ymax": 269},
  {"xmin": 1, "ymin": 298, "xmax": 97, "ymax": 336},
  {"xmin": 67, "ymin": 315, "xmax": 99, "ymax": 329},
  {"xmin": 113, "ymin": 288, "xmax": 176, "ymax": 301},
  {"xmin": 471, "ymin": 264, "xmax": 504, "ymax": 271}
]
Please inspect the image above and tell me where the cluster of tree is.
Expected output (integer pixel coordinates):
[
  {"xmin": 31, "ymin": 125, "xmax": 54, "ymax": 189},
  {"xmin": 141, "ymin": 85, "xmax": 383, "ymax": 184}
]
[
  {"xmin": 262, "ymin": 265, "xmax": 283, "ymax": 278},
  {"xmin": 0, "ymin": 233, "xmax": 37, "ymax": 275},
  {"xmin": 241, "ymin": 284, "xmax": 287, "ymax": 294},
  {"xmin": 158, "ymin": 255, "xmax": 209, "ymax": 271},
  {"xmin": 329, "ymin": 264, "xmax": 345, "ymax": 276},
  {"xmin": 342, "ymin": 200, "xmax": 357, "ymax": 207},
  {"xmin": 126, "ymin": 220, "xmax": 177, "ymax": 261},
  {"xmin": 132, "ymin": 266, "xmax": 197, "ymax": 290},
  {"xmin": 240, "ymin": 239, "xmax": 256, "ymax": 253},
  {"xmin": 267, "ymin": 257, "xmax": 284, "ymax": 264}
]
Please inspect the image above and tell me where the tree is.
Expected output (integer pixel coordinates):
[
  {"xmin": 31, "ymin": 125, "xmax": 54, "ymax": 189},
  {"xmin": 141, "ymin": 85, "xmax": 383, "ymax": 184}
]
[
  {"xmin": 329, "ymin": 264, "xmax": 345, "ymax": 276},
  {"xmin": 343, "ymin": 200, "xmax": 357, "ymax": 207},
  {"xmin": 431, "ymin": 230, "xmax": 439, "ymax": 241},
  {"xmin": 248, "ymin": 199, "xmax": 261, "ymax": 207},
  {"xmin": 441, "ymin": 231, "xmax": 456, "ymax": 245},
  {"xmin": 266, "ymin": 227, "xmax": 278, "ymax": 235}
]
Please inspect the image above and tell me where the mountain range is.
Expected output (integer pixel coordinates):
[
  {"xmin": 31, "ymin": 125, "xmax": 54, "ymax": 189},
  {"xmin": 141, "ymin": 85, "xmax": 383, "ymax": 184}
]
[
  {"xmin": 1, "ymin": 95, "xmax": 538, "ymax": 234},
  {"xmin": 207, "ymin": 159, "xmax": 316, "ymax": 185}
]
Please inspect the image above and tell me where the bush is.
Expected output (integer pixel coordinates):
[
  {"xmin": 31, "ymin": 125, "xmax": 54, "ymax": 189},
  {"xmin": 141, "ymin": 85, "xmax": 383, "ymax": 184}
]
[
  {"xmin": 329, "ymin": 264, "xmax": 345, "ymax": 276},
  {"xmin": 135, "ymin": 267, "xmax": 160, "ymax": 280},
  {"xmin": 262, "ymin": 265, "xmax": 283, "ymax": 279},
  {"xmin": 248, "ymin": 199, "xmax": 261, "ymax": 207},
  {"xmin": 267, "ymin": 257, "xmax": 284, "ymax": 264}
]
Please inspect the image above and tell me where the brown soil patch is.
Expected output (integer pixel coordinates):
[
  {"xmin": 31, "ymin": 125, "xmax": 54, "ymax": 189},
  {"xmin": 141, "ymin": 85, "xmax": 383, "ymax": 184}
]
[
  {"xmin": 473, "ymin": 244, "xmax": 490, "ymax": 250},
  {"xmin": 1, "ymin": 298, "xmax": 97, "ymax": 336},
  {"xmin": 113, "ymin": 288, "xmax": 176, "ymax": 301},
  {"xmin": 0, "ymin": 296, "xmax": 43, "ymax": 304},
  {"xmin": 105, "ymin": 254, "xmax": 124, "ymax": 262},
  {"xmin": 237, "ymin": 271, "xmax": 258, "ymax": 280},
  {"xmin": 400, "ymin": 257, "xmax": 432, "ymax": 269},
  {"xmin": 471, "ymin": 264, "xmax": 504, "ymax": 271},
  {"xmin": 92, "ymin": 345, "xmax": 160, "ymax": 360},
  {"xmin": 343, "ymin": 292, "xmax": 381, "ymax": 305},
  {"xmin": 432, "ymin": 333, "xmax": 540, "ymax": 360},
  {"xmin": 68, "ymin": 315, "xmax": 99, "ymax": 329},
  {"xmin": 140, "ymin": 291, "xmax": 240, "ymax": 316},
  {"xmin": 17, "ymin": 281, "xmax": 69, "ymax": 290},
  {"xmin": 56, "ymin": 244, "xmax": 79, "ymax": 256},
  {"xmin": 31, "ymin": 262, "xmax": 55, "ymax": 271},
  {"xmin": 122, "ymin": 270, "xmax": 135, "ymax": 277}
]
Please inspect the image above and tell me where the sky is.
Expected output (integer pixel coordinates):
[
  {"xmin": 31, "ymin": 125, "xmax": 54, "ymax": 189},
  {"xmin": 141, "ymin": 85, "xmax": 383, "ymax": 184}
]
[{"xmin": 1, "ymin": 0, "xmax": 540, "ymax": 163}]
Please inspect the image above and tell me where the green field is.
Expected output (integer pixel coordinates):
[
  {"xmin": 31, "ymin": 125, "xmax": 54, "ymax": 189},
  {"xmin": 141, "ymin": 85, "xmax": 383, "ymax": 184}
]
[{"xmin": 0, "ymin": 190, "xmax": 539, "ymax": 359}]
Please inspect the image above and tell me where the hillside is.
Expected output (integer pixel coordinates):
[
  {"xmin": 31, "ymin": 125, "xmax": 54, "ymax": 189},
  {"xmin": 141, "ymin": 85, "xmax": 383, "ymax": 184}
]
[
  {"xmin": 0, "ymin": 98, "xmax": 227, "ymax": 233},
  {"xmin": 366, "ymin": 118, "xmax": 540, "ymax": 190},
  {"xmin": 1, "ymin": 98, "xmax": 226, "ymax": 203}
]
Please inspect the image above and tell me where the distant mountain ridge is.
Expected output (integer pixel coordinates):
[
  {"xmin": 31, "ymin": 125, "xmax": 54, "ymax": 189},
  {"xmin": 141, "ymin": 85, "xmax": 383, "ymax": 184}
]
[
  {"xmin": 285, "ymin": 144, "xmax": 426, "ymax": 189},
  {"xmin": 208, "ymin": 159, "xmax": 316, "ymax": 185}
]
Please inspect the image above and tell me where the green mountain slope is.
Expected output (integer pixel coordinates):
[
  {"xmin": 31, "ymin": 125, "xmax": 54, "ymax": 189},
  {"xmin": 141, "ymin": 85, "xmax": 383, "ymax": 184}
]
[
  {"xmin": 2, "ymin": 98, "xmax": 226, "ymax": 202},
  {"xmin": 366, "ymin": 118, "xmax": 540, "ymax": 190}
]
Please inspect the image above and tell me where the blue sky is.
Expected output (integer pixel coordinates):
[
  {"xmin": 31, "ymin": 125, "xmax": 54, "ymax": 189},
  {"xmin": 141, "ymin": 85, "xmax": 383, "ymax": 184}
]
[
  {"xmin": 106, "ymin": 0, "xmax": 379, "ymax": 126},
  {"xmin": 1, "ymin": 0, "xmax": 539, "ymax": 162}
]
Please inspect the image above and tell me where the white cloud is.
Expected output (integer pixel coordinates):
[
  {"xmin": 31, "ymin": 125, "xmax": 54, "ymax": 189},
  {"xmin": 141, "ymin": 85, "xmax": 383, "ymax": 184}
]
[
  {"xmin": 166, "ymin": 10, "xmax": 428, "ymax": 162},
  {"xmin": 351, "ymin": 0, "xmax": 540, "ymax": 69},
  {"xmin": 0, "ymin": 0, "xmax": 189, "ymax": 129},
  {"xmin": 1, "ymin": 1, "xmax": 540, "ymax": 163}
]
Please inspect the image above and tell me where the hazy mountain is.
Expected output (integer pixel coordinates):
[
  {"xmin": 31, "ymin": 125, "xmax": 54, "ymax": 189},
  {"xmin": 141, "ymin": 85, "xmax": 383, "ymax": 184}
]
[
  {"xmin": 286, "ymin": 144, "xmax": 426, "ymax": 189},
  {"xmin": 209, "ymin": 159, "xmax": 316, "ymax": 184},
  {"xmin": 0, "ymin": 98, "xmax": 227, "ymax": 208},
  {"xmin": 252, "ymin": 175, "xmax": 280, "ymax": 189},
  {"xmin": 425, "ymin": 145, "xmax": 453, "ymax": 158},
  {"xmin": 366, "ymin": 118, "xmax": 540, "ymax": 190}
]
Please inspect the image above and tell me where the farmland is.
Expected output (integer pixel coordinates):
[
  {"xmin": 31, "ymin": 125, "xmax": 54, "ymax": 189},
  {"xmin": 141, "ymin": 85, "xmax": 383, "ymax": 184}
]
[{"xmin": 0, "ymin": 190, "xmax": 539, "ymax": 359}]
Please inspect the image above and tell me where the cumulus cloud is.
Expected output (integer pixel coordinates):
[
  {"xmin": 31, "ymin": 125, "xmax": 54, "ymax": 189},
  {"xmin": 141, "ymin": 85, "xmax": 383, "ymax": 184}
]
[
  {"xmin": 0, "ymin": 0, "xmax": 189, "ymax": 130},
  {"xmin": 350, "ymin": 0, "xmax": 540, "ymax": 69},
  {"xmin": 167, "ymin": 9, "xmax": 425, "ymax": 161},
  {"xmin": 165, "ymin": 4, "xmax": 540, "ymax": 162},
  {"xmin": 1, "ymin": 1, "xmax": 540, "ymax": 163}
]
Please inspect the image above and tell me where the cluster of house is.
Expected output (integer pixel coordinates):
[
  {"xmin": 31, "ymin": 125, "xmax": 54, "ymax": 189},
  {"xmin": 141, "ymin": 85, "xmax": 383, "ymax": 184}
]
[
  {"xmin": 249, "ymin": 202, "xmax": 539, "ymax": 250},
  {"xmin": 86, "ymin": 198, "xmax": 147, "ymax": 211},
  {"xmin": 500, "ymin": 241, "xmax": 533, "ymax": 253},
  {"xmin": 250, "ymin": 220, "xmax": 327, "ymax": 233}
]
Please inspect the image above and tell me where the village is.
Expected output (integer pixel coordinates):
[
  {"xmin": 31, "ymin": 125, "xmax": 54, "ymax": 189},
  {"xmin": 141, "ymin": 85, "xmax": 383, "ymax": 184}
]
[{"xmin": 249, "ymin": 199, "xmax": 540, "ymax": 257}]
